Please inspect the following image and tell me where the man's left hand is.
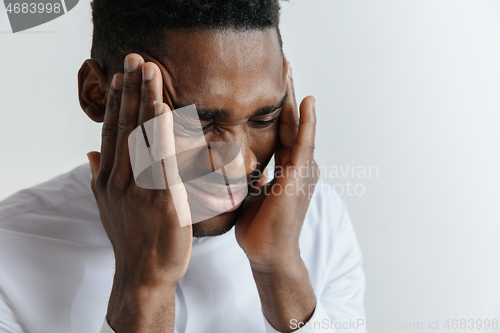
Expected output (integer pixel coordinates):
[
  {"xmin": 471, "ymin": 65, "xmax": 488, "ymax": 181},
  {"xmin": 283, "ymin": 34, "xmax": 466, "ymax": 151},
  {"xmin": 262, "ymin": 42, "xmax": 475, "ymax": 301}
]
[{"xmin": 235, "ymin": 61, "xmax": 320, "ymax": 332}]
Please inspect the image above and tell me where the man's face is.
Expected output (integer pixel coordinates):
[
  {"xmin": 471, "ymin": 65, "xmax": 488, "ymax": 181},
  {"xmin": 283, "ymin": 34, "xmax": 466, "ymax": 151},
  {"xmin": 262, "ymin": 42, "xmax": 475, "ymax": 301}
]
[
  {"xmin": 144, "ymin": 28, "xmax": 288, "ymax": 237},
  {"xmin": 139, "ymin": 28, "xmax": 287, "ymax": 237}
]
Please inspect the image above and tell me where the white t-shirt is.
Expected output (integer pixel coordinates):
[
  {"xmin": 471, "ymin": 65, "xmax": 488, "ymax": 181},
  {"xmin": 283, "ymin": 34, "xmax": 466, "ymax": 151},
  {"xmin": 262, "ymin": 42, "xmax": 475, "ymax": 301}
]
[{"xmin": 0, "ymin": 164, "xmax": 366, "ymax": 333}]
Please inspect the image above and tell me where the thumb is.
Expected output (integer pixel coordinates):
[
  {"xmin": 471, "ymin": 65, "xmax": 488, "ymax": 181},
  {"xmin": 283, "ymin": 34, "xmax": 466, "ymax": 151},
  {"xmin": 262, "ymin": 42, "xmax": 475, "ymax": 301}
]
[{"xmin": 86, "ymin": 151, "xmax": 101, "ymax": 182}]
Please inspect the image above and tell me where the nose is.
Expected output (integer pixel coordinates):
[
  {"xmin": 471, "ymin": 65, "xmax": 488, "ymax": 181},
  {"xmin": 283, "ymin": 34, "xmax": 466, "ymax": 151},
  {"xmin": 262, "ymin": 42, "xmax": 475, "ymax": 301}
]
[{"xmin": 199, "ymin": 135, "xmax": 257, "ymax": 183}]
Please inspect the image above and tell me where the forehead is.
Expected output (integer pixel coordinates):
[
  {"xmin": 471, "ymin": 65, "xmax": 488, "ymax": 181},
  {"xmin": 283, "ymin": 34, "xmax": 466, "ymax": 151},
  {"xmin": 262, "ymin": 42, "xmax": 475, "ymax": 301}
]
[{"xmin": 159, "ymin": 28, "xmax": 285, "ymax": 112}]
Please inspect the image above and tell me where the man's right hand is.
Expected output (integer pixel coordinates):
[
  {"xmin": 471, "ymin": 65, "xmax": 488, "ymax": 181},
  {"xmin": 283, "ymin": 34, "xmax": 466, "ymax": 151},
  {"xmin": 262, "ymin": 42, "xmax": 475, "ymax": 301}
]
[{"xmin": 87, "ymin": 53, "xmax": 192, "ymax": 333}]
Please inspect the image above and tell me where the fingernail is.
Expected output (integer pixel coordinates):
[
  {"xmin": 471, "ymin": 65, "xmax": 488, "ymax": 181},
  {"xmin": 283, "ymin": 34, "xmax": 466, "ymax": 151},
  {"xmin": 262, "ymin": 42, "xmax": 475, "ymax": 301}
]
[
  {"xmin": 142, "ymin": 65, "xmax": 154, "ymax": 81},
  {"xmin": 312, "ymin": 97, "xmax": 316, "ymax": 107},
  {"xmin": 154, "ymin": 101, "xmax": 163, "ymax": 116},
  {"xmin": 111, "ymin": 74, "xmax": 123, "ymax": 90},
  {"xmin": 288, "ymin": 64, "xmax": 293, "ymax": 78},
  {"xmin": 124, "ymin": 56, "xmax": 139, "ymax": 72}
]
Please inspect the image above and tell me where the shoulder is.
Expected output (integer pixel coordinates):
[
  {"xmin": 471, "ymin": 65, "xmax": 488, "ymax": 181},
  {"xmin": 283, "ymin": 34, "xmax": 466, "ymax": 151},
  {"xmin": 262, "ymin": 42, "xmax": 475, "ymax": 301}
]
[
  {"xmin": 0, "ymin": 163, "xmax": 90, "ymax": 220},
  {"xmin": 302, "ymin": 180, "xmax": 353, "ymax": 242},
  {"xmin": 299, "ymin": 180, "xmax": 364, "ymax": 288},
  {"xmin": 0, "ymin": 163, "xmax": 107, "ymax": 246},
  {"xmin": 0, "ymin": 164, "xmax": 113, "ymax": 332}
]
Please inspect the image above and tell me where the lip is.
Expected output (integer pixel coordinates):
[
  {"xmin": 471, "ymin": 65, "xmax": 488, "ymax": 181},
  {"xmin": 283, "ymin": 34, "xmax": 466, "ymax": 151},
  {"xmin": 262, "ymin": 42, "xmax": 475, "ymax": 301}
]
[
  {"xmin": 189, "ymin": 176, "xmax": 248, "ymax": 197},
  {"xmin": 184, "ymin": 181, "xmax": 248, "ymax": 213}
]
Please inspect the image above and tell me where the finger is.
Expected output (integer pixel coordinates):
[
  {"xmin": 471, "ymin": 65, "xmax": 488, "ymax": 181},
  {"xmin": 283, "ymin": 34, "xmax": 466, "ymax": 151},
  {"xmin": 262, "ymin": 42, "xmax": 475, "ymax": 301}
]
[
  {"xmin": 279, "ymin": 62, "xmax": 299, "ymax": 149},
  {"xmin": 112, "ymin": 53, "xmax": 145, "ymax": 181},
  {"xmin": 150, "ymin": 101, "xmax": 175, "ymax": 162},
  {"xmin": 290, "ymin": 96, "xmax": 316, "ymax": 166},
  {"xmin": 151, "ymin": 102, "xmax": 192, "ymax": 227},
  {"xmin": 138, "ymin": 62, "xmax": 163, "ymax": 126},
  {"xmin": 287, "ymin": 61, "xmax": 298, "ymax": 121},
  {"xmin": 98, "ymin": 73, "xmax": 123, "ymax": 179},
  {"xmin": 136, "ymin": 62, "xmax": 164, "ymax": 189}
]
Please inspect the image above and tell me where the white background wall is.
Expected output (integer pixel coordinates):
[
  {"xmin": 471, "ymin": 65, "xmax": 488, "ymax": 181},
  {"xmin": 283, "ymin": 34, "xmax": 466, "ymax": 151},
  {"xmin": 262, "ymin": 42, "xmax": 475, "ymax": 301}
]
[{"xmin": 1, "ymin": 1, "xmax": 499, "ymax": 332}]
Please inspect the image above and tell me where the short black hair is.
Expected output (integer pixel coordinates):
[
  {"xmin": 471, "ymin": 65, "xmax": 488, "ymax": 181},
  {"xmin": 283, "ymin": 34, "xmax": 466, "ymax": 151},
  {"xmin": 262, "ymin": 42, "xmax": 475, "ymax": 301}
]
[{"xmin": 90, "ymin": 0, "xmax": 285, "ymax": 76}]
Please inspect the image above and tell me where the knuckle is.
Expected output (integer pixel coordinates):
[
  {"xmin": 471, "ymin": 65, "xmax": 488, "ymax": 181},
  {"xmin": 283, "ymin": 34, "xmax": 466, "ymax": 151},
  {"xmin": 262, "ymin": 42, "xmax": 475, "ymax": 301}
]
[
  {"xmin": 93, "ymin": 174, "xmax": 107, "ymax": 193},
  {"xmin": 128, "ymin": 183, "xmax": 142, "ymax": 197},
  {"xmin": 295, "ymin": 140, "xmax": 307, "ymax": 150},
  {"xmin": 107, "ymin": 174, "xmax": 127, "ymax": 194},
  {"xmin": 101, "ymin": 123, "xmax": 117, "ymax": 138},
  {"xmin": 118, "ymin": 113, "xmax": 137, "ymax": 131},
  {"xmin": 107, "ymin": 93, "xmax": 121, "ymax": 110},
  {"xmin": 140, "ymin": 89, "xmax": 152, "ymax": 105},
  {"xmin": 121, "ymin": 80, "xmax": 139, "ymax": 96}
]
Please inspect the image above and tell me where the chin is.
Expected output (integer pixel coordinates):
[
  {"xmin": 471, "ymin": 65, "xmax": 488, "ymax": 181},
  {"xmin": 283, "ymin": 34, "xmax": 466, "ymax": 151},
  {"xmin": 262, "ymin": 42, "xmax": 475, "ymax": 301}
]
[{"xmin": 191, "ymin": 208, "xmax": 242, "ymax": 238}]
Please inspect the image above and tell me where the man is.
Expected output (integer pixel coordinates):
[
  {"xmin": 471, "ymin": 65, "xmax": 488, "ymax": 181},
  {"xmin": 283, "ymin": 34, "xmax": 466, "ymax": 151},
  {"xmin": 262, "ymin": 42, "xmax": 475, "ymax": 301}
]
[{"xmin": 0, "ymin": 1, "xmax": 366, "ymax": 332}]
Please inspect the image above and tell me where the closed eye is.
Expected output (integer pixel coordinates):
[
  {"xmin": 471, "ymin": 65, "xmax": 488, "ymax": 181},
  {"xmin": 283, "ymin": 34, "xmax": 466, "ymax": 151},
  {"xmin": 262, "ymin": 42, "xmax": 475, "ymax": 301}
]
[
  {"xmin": 250, "ymin": 117, "xmax": 279, "ymax": 128},
  {"xmin": 181, "ymin": 106, "xmax": 282, "ymax": 133},
  {"xmin": 249, "ymin": 107, "xmax": 283, "ymax": 128}
]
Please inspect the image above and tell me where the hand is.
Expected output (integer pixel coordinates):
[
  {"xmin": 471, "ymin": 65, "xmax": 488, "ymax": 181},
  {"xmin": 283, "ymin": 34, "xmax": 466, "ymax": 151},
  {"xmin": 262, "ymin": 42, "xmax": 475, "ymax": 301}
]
[
  {"xmin": 87, "ymin": 53, "xmax": 191, "ymax": 333},
  {"xmin": 235, "ymin": 61, "xmax": 319, "ymax": 272},
  {"xmin": 234, "ymin": 61, "xmax": 319, "ymax": 332}
]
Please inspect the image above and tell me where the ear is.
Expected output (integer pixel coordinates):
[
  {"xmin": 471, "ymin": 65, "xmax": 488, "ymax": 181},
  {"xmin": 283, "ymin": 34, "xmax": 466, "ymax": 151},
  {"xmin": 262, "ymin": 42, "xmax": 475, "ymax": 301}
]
[{"xmin": 78, "ymin": 59, "xmax": 109, "ymax": 123}]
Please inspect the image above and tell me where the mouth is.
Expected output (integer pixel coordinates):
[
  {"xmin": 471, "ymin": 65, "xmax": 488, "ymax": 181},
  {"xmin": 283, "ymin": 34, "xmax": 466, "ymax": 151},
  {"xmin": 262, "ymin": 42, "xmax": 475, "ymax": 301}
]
[{"xmin": 183, "ymin": 180, "xmax": 248, "ymax": 214}]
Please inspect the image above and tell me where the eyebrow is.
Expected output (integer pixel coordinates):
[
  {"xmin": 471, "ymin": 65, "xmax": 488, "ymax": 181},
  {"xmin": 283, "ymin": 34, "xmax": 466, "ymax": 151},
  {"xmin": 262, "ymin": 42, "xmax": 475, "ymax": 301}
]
[{"xmin": 192, "ymin": 91, "xmax": 288, "ymax": 121}]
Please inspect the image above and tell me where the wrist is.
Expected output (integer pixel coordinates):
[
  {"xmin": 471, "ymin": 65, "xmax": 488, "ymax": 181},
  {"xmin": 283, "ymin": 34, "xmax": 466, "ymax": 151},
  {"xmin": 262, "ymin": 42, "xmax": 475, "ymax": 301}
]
[
  {"xmin": 107, "ymin": 259, "xmax": 179, "ymax": 333},
  {"xmin": 251, "ymin": 256, "xmax": 316, "ymax": 333},
  {"xmin": 251, "ymin": 256, "xmax": 310, "ymax": 290},
  {"xmin": 114, "ymin": 247, "xmax": 188, "ymax": 287},
  {"xmin": 107, "ymin": 280, "xmax": 177, "ymax": 333},
  {"xmin": 249, "ymin": 250, "xmax": 304, "ymax": 275}
]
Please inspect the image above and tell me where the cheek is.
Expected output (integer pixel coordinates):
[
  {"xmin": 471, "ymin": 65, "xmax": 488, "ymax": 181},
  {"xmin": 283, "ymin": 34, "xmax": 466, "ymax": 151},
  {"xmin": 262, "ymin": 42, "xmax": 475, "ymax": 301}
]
[
  {"xmin": 174, "ymin": 135, "xmax": 206, "ymax": 153},
  {"xmin": 249, "ymin": 125, "xmax": 279, "ymax": 166}
]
